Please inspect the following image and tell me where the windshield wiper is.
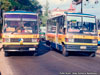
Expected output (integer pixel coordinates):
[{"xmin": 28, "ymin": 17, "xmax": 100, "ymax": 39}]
[
  {"xmin": 11, "ymin": 25, "xmax": 23, "ymax": 34},
  {"xmin": 11, "ymin": 25, "xmax": 33, "ymax": 34},
  {"xmin": 11, "ymin": 18, "xmax": 24, "ymax": 34}
]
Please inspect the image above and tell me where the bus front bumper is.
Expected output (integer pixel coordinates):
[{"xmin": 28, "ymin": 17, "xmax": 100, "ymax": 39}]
[
  {"xmin": 3, "ymin": 45, "xmax": 38, "ymax": 52},
  {"xmin": 65, "ymin": 45, "xmax": 97, "ymax": 52}
]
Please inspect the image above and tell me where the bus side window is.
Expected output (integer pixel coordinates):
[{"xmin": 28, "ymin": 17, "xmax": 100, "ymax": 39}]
[
  {"xmin": 59, "ymin": 27, "xmax": 63, "ymax": 34},
  {"xmin": 63, "ymin": 28, "xmax": 66, "ymax": 34}
]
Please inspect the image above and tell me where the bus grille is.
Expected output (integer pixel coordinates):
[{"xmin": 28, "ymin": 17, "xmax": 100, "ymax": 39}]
[
  {"xmin": 74, "ymin": 39, "xmax": 92, "ymax": 43},
  {"xmin": 10, "ymin": 38, "xmax": 32, "ymax": 42}
]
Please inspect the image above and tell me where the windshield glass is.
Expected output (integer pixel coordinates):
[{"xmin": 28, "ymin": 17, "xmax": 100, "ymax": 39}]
[
  {"xmin": 67, "ymin": 16, "xmax": 96, "ymax": 34},
  {"xmin": 3, "ymin": 20, "xmax": 38, "ymax": 34}
]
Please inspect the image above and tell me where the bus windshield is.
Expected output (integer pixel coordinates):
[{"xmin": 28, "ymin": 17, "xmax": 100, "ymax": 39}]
[
  {"xmin": 67, "ymin": 16, "xmax": 97, "ymax": 34},
  {"xmin": 4, "ymin": 20, "xmax": 38, "ymax": 34}
]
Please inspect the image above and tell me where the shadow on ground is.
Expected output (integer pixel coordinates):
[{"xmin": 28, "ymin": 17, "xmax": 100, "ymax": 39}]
[
  {"xmin": 7, "ymin": 41, "xmax": 51, "ymax": 56},
  {"xmin": 36, "ymin": 41, "xmax": 51, "ymax": 56},
  {"xmin": 53, "ymin": 49, "xmax": 92, "ymax": 57},
  {"xmin": 1, "ymin": 41, "xmax": 95, "ymax": 57}
]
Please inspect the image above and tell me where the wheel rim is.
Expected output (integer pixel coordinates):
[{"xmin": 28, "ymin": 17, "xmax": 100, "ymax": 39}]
[
  {"xmin": 90, "ymin": 52, "xmax": 96, "ymax": 57},
  {"xmin": 62, "ymin": 45, "xmax": 69, "ymax": 56},
  {"xmin": 62, "ymin": 46, "xmax": 66, "ymax": 55}
]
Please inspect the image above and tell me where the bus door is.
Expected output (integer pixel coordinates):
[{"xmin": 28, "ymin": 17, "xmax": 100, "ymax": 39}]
[
  {"xmin": 55, "ymin": 20, "xmax": 63, "ymax": 50},
  {"xmin": 57, "ymin": 16, "xmax": 65, "ymax": 51}
]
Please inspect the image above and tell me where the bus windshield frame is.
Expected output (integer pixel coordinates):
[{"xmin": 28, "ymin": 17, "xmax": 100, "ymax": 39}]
[
  {"xmin": 3, "ymin": 14, "xmax": 38, "ymax": 34},
  {"xmin": 66, "ymin": 15, "xmax": 97, "ymax": 35}
]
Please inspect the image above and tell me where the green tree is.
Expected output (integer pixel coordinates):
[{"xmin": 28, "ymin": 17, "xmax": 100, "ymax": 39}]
[
  {"xmin": 0, "ymin": 0, "xmax": 11, "ymax": 11},
  {"xmin": 40, "ymin": 0, "xmax": 49, "ymax": 27},
  {"xmin": 44, "ymin": 0, "xmax": 49, "ymax": 16},
  {"xmin": 30, "ymin": 0, "xmax": 42, "ymax": 12},
  {"xmin": 0, "ymin": 0, "xmax": 42, "ymax": 12}
]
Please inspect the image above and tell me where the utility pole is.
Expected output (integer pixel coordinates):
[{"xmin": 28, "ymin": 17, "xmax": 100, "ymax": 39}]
[
  {"xmin": 79, "ymin": 0, "xmax": 99, "ymax": 13},
  {"xmin": 72, "ymin": 0, "xmax": 83, "ymax": 13},
  {"xmin": 81, "ymin": 0, "xmax": 83, "ymax": 13}
]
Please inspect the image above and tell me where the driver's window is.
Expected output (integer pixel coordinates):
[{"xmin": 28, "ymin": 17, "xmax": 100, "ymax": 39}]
[
  {"xmin": 59, "ymin": 27, "xmax": 63, "ymax": 34},
  {"xmin": 63, "ymin": 28, "xmax": 66, "ymax": 34},
  {"xmin": 83, "ymin": 17, "xmax": 95, "ymax": 32}
]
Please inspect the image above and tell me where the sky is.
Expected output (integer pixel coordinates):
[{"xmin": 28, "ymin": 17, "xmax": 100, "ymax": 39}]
[{"xmin": 37, "ymin": 0, "xmax": 100, "ymax": 19}]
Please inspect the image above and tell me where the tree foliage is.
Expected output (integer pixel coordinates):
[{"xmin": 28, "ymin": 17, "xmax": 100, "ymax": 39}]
[
  {"xmin": 44, "ymin": 0, "xmax": 49, "ymax": 17},
  {"xmin": 0, "ymin": 0, "xmax": 42, "ymax": 12},
  {"xmin": 40, "ymin": 0, "xmax": 49, "ymax": 27},
  {"xmin": 0, "ymin": 0, "xmax": 11, "ymax": 11}
]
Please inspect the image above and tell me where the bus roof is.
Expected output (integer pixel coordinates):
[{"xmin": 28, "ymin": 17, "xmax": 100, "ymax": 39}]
[
  {"xmin": 65, "ymin": 12, "xmax": 96, "ymax": 17},
  {"xmin": 4, "ymin": 11, "xmax": 37, "ymax": 15},
  {"xmin": 49, "ymin": 12, "xmax": 96, "ymax": 20}
]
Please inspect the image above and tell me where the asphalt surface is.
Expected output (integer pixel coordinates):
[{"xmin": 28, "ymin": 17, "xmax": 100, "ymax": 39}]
[{"xmin": 0, "ymin": 42, "xmax": 100, "ymax": 75}]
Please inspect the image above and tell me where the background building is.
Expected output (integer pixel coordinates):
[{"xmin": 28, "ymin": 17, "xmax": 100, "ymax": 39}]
[{"xmin": 49, "ymin": 4, "xmax": 76, "ymax": 17}]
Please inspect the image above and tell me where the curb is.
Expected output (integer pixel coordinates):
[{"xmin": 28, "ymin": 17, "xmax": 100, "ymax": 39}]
[
  {"xmin": 96, "ymin": 50, "xmax": 100, "ymax": 54},
  {"xmin": 0, "ymin": 51, "xmax": 14, "ymax": 75}
]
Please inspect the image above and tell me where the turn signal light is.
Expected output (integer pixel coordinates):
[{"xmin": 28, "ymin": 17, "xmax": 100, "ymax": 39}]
[
  {"xmin": 65, "ymin": 38, "xmax": 68, "ymax": 42},
  {"xmin": 3, "ymin": 38, "xmax": 5, "ymax": 42}
]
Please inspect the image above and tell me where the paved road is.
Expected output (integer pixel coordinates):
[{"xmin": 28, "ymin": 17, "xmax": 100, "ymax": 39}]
[{"xmin": 0, "ymin": 42, "xmax": 100, "ymax": 75}]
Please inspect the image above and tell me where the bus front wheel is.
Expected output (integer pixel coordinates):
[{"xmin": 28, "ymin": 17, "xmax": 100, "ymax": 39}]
[
  {"xmin": 90, "ymin": 52, "xmax": 96, "ymax": 57},
  {"xmin": 33, "ymin": 52, "xmax": 37, "ymax": 56},
  {"xmin": 5, "ymin": 52, "xmax": 10, "ymax": 57},
  {"xmin": 62, "ymin": 45, "xmax": 69, "ymax": 57},
  {"xmin": 46, "ymin": 41, "xmax": 50, "ymax": 46}
]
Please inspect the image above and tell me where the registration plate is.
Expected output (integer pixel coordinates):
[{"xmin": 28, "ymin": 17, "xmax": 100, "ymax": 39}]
[
  {"xmin": 80, "ymin": 46, "xmax": 86, "ymax": 49},
  {"xmin": 29, "ymin": 48, "xmax": 36, "ymax": 51}
]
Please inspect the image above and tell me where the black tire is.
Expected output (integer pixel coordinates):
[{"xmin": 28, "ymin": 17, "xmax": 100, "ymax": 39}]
[
  {"xmin": 5, "ymin": 52, "xmax": 10, "ymax": 57},
  {"xmin": 46, "ymin": 41, "xmax": 50, "ymax": 46},
  {"xmin": 51, "ymin": 46, "xmax": 56, "ymax": 51},
  {"xmin": 0, "ymin": 72, "xmax": 1, "ymax": 75},
  {"xmin": 62, "ymin": 45, "xmax": 69, "ymax": 57},
  {"xmin": 33, "ymin": 52, "xmax": 37, "ymax": 56},
  {"xmin": 42, "ymin": 38, "xmax": 45, "ymax": 41},
  {"xmin": 90, "ymin": 52, "xmax": 96, "ymax": 57}
]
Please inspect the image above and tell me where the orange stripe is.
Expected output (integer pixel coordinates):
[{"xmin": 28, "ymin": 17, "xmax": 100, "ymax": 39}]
[
  {"xmin": 46, "ymin": 33, "xmax": 66, "ymax": 38},
  {"xmin": 46, "ymin": 33, "xmax": 55, "ymax": 37}
]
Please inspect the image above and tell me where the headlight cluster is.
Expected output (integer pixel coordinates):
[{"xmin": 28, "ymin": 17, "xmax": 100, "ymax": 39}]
[
  {"xmin": 92, "ymin": 39, "xmax": 97, "ymax": 43},
  {"xmin": 41, "ymin": 34, "xmax": 44, "ymax": 37},
  {"xmin": 32, "ymin": 39, "xmax": 37, "ymax": 43},
  {"xmin": 68, "ymin": 39, "xmax": 74, "ymax": 43},
  {"xmin": 65, "ymin": 38, "xmax": 74, "ymax": 43},
  {"xmin": 3, "ymin": 38, "xmax": 10, "ymax": 42}
]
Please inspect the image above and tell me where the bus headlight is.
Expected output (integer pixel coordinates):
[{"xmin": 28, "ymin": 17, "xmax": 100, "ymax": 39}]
[
  {"xmin": 32, "ymin": 39, "xmax": 37, "ymax": 43},
  {"xmin": 68, "ymin": 39, "xmax": 74, "ymax": 43},
  {"xmin": 4, "ymin": 38, "xmax": 10, "ymax": 42},
  {"xmin": 92, "ymin": 39, "xmax": 97, "ymax": 43}
]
